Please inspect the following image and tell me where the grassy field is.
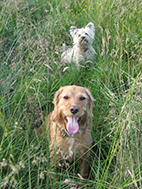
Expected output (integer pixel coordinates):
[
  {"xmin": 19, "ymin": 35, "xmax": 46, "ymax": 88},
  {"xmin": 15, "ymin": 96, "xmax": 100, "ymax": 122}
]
[{"xmin": 0, "ymin": 0, "xmax": 142, "ymax": 188}]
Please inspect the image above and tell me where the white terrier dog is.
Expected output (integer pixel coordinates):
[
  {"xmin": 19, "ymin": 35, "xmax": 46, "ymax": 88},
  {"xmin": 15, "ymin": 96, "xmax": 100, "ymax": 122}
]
[{"xmin": 61, "ymin": 22, "xmax": 95, "ymax": 67}]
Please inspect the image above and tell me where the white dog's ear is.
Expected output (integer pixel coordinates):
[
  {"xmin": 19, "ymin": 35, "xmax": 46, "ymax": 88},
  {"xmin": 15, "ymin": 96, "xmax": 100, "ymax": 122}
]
[
  {"xmin": 70, "ymin": 26, "xmax": 78, "ymax": 37},
  {"xmin": 85, "ymin": 22, "xmax": 95, "ymax": 39},
  {"xmin": 85, "ymin": 22, "xmax": 95, "ymax": 31}
]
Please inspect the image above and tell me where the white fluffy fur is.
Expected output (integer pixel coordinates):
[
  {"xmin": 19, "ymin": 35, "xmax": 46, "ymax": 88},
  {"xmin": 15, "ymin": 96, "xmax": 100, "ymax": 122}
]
[{"xmin": 61, "ymin": 22, "xmax": 95, "ymax": 66}]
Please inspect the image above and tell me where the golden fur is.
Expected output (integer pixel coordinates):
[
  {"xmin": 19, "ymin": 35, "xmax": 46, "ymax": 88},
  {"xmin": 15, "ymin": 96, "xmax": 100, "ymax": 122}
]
[{"xmin": 46, "ymin": 85, "xmax": 94, "ymax": 178}]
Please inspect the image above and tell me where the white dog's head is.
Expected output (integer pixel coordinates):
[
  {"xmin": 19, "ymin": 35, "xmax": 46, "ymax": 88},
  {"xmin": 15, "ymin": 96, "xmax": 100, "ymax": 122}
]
[{"xmin": 70, "ymin": 22, "xmax": 95, "ymax": 47}]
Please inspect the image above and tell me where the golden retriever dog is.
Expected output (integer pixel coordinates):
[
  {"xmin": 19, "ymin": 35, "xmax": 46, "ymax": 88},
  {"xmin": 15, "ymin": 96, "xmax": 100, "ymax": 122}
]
[{"xmin": 46, "ymin": 85, "xmax": 94, "ymax": 179}]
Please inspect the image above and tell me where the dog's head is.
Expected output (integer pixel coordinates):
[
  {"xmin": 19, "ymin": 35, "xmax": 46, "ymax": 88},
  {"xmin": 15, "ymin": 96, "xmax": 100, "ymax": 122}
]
[
  {"xmin": 70, "ymin": 22, "xmax": 95, "ymax": 47},
  {"xmin": 52, "ymin": 85, "xmax": 94, "ymax": 135}
]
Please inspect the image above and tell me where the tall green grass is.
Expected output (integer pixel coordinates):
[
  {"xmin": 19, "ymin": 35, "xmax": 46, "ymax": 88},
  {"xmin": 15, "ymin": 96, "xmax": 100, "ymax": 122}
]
[{"xmin": 0, "ymin": 0, "xmax": 142, "ymax": 188}]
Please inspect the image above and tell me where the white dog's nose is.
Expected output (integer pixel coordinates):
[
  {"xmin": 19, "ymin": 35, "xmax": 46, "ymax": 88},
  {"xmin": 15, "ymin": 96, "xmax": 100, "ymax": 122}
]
[{"xmin": 81, "ymin": 36, "xmax": 85, "ymax": 40}]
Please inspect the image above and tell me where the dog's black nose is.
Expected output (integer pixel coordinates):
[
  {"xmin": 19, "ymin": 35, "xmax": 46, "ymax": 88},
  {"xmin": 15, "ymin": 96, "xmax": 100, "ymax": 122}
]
[
  {"xmin": 81, "ymin": 36, "xmax": 85, "ymax": 40},
  {"xmin": 70, "ymin": 105, "xmax": 79, "ymax": 114}
]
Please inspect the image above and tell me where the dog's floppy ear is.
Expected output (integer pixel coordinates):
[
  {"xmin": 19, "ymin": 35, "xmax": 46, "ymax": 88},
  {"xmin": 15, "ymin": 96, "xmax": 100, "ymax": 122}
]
[
  {"xmin": 70, "ymin": 26, "xmax": 78, "ymax": 37},
  {"xmin": 53, "ymin": 86, "xmax": 64, "ymax": 107},
  {"xmin": 85, "ymin": 88, "xmax": 94, "ymax": 117}
]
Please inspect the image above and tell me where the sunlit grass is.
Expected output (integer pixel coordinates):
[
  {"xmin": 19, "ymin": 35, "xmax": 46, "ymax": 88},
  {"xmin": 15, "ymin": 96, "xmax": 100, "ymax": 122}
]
[{"xmin": 0, "ymin": 0, "xmax": 142, "ymax": 188}]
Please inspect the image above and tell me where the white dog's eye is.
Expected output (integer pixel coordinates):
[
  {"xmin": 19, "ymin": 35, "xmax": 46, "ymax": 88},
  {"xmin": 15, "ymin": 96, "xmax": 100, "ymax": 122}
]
[
  {"xmin": 63, "ymin": 96, "xmax": 69, "ymax": 99},
  {"xmin": 78, "ymin": 34, "xmax": 81, "ymax": 37},
  {"xmin": 85, "ymin": 33, "xmax": 88, "ymax": 35},
  {"xmin": 80, "ymin": 96, "xmax": 86, "ymax": 100}
]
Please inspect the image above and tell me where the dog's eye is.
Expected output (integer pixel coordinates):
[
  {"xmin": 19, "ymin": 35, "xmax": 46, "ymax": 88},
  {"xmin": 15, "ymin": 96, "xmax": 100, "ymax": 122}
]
[
  {"xmin": 80, "ymin": 96, "xmax": 86, "ymax": 100},
  {"xmin": 78, "ymin": 34, "xmax": 81, "ymax": 37},
  {"xmin": 85, "ymin": 33, "xmax": 88, "ymax": 35},
  {"xmin": 63, "ymin": 96, "xmax": 69, "ymax": 100}
]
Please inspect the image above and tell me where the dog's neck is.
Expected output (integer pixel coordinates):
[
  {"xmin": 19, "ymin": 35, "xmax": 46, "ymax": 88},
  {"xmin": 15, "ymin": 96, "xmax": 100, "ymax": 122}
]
[
  {"xmin": 80, "ymin": 45, "xmax": 92, "ymax": 53},
  {"xmin": 83, "ymin": 47, "xmax": 88, "ymax": 52},
  {"xmin": 79, "ymin": 45, "xmax": 89, "ymax": 53},
  {"xmin": 60, "ymin": 128, "xmax": 70, "ymax": 137},
  {"xmin": 73, "ymin": 42, "xmax": 90, "ymax": 53},
  {"xmin": 57, "ymin": 124, "xmax": 70, "ymax": 137}
]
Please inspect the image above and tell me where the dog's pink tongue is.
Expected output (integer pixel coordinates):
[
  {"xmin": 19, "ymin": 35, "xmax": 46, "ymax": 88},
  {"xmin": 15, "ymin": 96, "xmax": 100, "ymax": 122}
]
[{"xmin": 66, "ymin": 116, "xmax": 79, "ymax": 134}]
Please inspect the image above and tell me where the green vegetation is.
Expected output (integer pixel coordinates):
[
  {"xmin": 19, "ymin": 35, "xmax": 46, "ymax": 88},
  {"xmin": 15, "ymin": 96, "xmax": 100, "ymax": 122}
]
[{"xmin": 0, "ymin": 0, "xmax": 142, "ymax": 188}]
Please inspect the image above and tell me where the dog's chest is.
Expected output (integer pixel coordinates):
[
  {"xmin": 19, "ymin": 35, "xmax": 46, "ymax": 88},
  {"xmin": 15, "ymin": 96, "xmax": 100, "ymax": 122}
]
[
  {"xmin": 60, "ymin": 136, "xmax": 84, "ymax": 162},
  {"xmin": 68, "ymin": 138, "xmax": 75, "ymax": 157},
  {"xmin": 74, "ymin": 47, "xmax": 93, "ymax": 61}
]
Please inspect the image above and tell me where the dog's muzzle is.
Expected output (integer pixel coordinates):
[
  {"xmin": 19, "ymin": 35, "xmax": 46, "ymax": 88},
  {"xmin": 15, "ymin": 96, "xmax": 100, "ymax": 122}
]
[{"xmin": 64, "ymin": 116, "xmax": 81, "ymax": 135}]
